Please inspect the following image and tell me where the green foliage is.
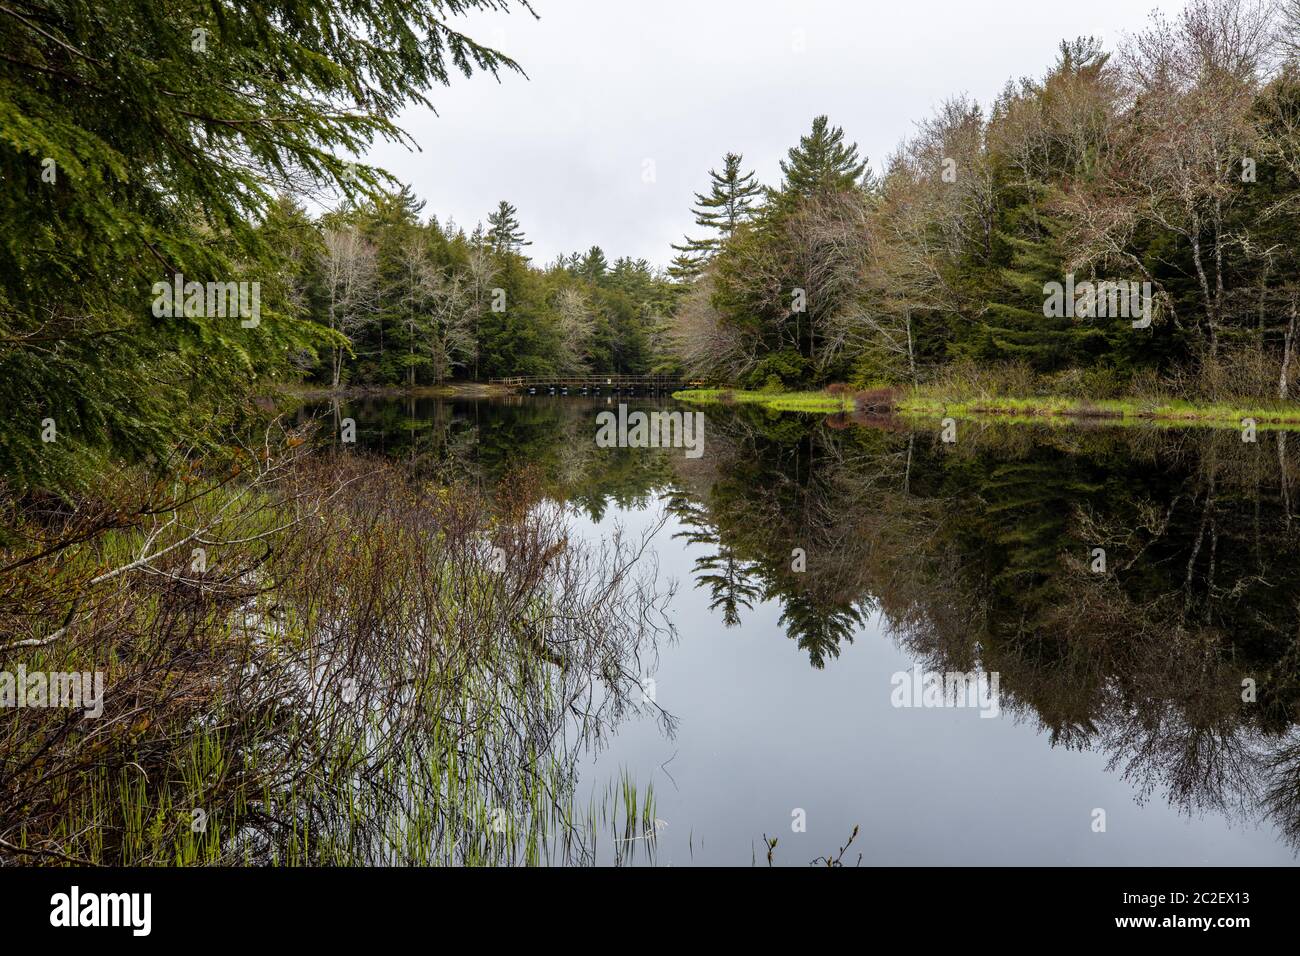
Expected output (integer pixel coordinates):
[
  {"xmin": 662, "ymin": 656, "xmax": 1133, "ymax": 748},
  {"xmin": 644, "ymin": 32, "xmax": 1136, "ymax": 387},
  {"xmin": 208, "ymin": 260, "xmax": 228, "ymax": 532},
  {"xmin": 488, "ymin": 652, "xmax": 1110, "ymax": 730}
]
[
  {"xmin": 741, "ymin": 350, "xmax": 809, "ymax": 390},
  {"xmin": 310, "ymin": 198, "xmax": 675, "ymax": 387},
  {"xmin": 0, "ymin": 0, "xmax": 531, "ymax": 492},
  {"xmin": 672, "ymin": 116, "xmax": 875, "ymax": 385},
  {"xmin": 775, "ymin": 115, "xmax": 871, "ymax": 202},
  {"xmin": 972, "ymin": 203, "xmax": 1087, "ymax": 369},
  {"xmin": 486, "ymin": 200, "xmax": 531, "ymax": 254}
]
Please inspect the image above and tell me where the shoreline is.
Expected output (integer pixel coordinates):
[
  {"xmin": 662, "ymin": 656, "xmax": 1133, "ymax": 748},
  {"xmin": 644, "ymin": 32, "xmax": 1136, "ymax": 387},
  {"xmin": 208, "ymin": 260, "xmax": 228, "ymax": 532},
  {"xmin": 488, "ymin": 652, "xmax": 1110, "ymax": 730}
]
[
  {"xmin": 268, "ymin": 382, "xmax": 1300, "ymax": 431},
  {"xmin": 672, "ymin": 388, "xmax": 1300, "ymax": 430}
]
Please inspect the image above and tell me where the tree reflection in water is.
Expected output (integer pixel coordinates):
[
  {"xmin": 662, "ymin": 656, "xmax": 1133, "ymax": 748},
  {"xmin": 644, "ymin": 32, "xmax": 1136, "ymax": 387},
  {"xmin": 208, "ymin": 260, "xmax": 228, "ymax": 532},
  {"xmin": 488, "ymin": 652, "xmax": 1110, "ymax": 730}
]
[{"xmin": 319, "ymin": 395, "xmax": 1300, "ymax": 854}]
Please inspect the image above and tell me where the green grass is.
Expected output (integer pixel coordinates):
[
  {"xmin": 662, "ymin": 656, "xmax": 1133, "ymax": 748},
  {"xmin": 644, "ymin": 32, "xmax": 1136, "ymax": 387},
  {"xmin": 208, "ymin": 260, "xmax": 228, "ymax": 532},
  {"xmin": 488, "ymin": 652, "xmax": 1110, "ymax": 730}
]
[
  {"xmin": 898, "ymin": 395, "xmax": 1300, "ymax": 431},
  {"xmin": 674, "ymin": 387, "xmax": 1300, "ymax": 431},
  {"xmin": 672, "ymin": 388, "xmax": 853, "ymax": 413}
]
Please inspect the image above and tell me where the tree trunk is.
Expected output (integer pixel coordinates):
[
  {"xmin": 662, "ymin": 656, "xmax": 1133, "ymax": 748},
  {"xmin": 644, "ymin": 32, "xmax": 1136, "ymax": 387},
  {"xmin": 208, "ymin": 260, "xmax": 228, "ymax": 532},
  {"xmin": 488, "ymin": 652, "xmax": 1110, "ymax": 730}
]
[
  {"xmin": 1280, "ymin": 296, "xmax": 1297, "ymax": 401},
  {"xmin": 1190, "ymin": 222, "xmax": 1218, "ymax": 357},
  {"xmin": 905, "ymin": 308, "xmax": 916, "ymax": 386}
]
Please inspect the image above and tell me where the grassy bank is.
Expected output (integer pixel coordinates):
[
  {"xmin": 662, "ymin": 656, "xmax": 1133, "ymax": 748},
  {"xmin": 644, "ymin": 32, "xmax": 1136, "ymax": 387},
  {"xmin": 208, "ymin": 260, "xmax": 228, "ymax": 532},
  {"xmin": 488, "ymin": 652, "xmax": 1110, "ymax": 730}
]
[
  {"xmin": 673, "ymin": 387, "xmax": 1300, "ymax": 430},
  {"xmin": 899, "ymin": 395, "xmax": 1300, "ymax": 429},
  {"xmin": 672, "ymin": 388, "xmax": 854, "ymax": 413}
]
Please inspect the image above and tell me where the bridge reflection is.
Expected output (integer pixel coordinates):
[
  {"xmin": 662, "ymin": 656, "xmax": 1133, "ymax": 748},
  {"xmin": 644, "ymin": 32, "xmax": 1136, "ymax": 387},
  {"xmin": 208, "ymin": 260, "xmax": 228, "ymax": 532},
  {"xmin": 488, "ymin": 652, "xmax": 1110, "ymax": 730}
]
[{"xmin": 489, "ymin": 374, "xmax": 701, "ymax": 394}]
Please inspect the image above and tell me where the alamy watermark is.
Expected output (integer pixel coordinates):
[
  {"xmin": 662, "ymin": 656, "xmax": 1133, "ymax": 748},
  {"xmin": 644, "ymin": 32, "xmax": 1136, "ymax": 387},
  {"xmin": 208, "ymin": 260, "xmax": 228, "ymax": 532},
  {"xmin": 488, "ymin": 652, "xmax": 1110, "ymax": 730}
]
[
  {"xmin": 1, "ymin": 665, "xmax": 103, "ymax": 718},
  {"xmin": 595, "ymin": 404, "xmax": 705, "ymax": 459},
  {"xmin": 1043, "ymin": 274, "xmax": 1153, "ymax": 328},
  {"xmin": 50, "ymin": 886, "xmax": 150, "ymax": 936},
  {"xmin": 151, "ymin": 273, "xmax": 260, "ymax": 327},
  {"xmin": 890, "ymin": 665, "xmax": 1000, "ymax": 718}
]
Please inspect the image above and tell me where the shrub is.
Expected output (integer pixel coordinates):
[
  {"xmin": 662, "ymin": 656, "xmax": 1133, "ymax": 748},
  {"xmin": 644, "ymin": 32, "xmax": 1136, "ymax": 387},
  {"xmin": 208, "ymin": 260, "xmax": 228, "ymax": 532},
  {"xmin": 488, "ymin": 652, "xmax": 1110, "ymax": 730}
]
[
  {"xmin": 741, "ymin": 349, "xmax": 809, "ymax": 390},
  {"xmin": 854, "ymin": 386, "xmax": 899, "ymax": 411}
]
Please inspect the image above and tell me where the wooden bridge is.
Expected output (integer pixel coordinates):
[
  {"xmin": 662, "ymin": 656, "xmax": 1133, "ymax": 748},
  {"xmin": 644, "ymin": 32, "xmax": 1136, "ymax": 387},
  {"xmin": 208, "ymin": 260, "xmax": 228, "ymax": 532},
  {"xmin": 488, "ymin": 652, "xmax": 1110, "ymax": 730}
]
[{"xmin": 489, "ymin": 374, "xmax": 700, "ymax": 394}]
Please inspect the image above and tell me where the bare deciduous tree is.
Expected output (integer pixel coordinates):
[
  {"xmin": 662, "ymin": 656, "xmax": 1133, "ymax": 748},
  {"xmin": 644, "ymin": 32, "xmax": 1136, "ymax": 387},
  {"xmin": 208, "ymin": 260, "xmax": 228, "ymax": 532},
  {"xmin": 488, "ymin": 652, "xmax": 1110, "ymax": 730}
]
[
  {"xmin": 321, "ymin": 226, "xmax": 379, "ymax": 388},
  {"xmin": 553, "ymin": 286, "xmax": 596, "ymax": 373}
]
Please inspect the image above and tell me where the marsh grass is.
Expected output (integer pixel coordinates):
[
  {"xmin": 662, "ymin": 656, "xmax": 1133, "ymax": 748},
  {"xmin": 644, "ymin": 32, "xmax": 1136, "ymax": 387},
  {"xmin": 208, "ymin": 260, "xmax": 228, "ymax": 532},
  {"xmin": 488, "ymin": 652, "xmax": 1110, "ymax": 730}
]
[
  {"xmin": 1, "ymin": 425, "xmax": 676, "ymax": 866},
  {"xmin": 897, "ymin": 360, "xmax": 1300, "ymax": 429}
]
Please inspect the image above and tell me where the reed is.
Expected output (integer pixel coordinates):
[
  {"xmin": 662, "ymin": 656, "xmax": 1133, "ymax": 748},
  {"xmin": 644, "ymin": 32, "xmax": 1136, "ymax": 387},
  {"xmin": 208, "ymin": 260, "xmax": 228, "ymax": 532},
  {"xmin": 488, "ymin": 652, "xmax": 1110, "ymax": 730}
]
[{"xmin": 0, "ymin": 425, "xmax": 675, "ymax": 866}]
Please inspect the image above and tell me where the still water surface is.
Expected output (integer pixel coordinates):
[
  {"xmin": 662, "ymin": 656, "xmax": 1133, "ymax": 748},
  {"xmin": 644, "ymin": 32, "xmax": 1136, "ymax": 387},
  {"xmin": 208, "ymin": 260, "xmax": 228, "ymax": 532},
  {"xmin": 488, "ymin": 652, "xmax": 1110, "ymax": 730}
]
[{"xmin": 306, "ymin": 394, "xmax": 1300, "ymax": 865}]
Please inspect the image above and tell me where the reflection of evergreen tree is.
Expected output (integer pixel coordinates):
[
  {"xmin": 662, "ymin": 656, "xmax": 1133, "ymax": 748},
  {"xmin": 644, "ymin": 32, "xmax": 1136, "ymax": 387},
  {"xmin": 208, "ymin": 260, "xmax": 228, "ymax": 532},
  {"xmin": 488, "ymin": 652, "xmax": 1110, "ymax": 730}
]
[
  {"xmin": 668, "ymin": 492, "xmax": 762, "ymax": 627},
  {"xmin": 676, "ymin": 407, "xmax": 885, "ymax": 665},
  {"xmin": 971, "ymin": 456, "xmax": 1103, "ymax": 616},
  {"xmin": 697, "ymin": 549, "xmax": 762, "ymax": 627},
  {"xmin": 681, "ymin": 406, "xmax": 1300, "ymax": 830},
  {"xmin": 314, "ymin": 395, "xmax": 678, "ymax": 518},
  {"xmin": 774, "ymin": 590, "xmax": 867, "ymax": 669}
]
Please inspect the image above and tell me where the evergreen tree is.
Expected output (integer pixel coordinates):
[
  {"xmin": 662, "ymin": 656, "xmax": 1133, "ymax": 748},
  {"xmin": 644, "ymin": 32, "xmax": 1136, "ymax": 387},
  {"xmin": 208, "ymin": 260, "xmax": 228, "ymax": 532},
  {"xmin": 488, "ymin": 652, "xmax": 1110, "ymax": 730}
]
[
  {"xmin": 360, "ymin": 187, "xmax": 427, "ymax": 384},
  {"xmin": 670, "ymin": 152, "xmax": 762, "ymax": 279},
  {"xmin": 776, "ymin": 115, "xmax": 870, "ymax": 200},
  {"xmin": 697, "ymin": 152, "xmax": 764, "ymax": 235},
  {"xmin": 486, "ymin": 200, "xmax": 531, "ymax": 254},
  {"xmin": 975, "ymin": 202, "xmax": 1085, "ymax": 370},
  {"xmin": 579, "ymin": 246, "xmax": 609, "ymax": 284},
  {"xmin": 668, "ymin": 249, "xmax": 707, "ymax": 282}
]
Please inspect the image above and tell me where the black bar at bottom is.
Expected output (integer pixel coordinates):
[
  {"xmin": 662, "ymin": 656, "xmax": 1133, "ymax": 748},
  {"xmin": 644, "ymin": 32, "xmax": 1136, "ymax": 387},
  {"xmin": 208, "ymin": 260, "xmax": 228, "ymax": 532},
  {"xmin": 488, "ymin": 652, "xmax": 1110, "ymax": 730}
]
[{"xmin": 0, "ymin": 865, "xmax": 1286, "ymax": 942}]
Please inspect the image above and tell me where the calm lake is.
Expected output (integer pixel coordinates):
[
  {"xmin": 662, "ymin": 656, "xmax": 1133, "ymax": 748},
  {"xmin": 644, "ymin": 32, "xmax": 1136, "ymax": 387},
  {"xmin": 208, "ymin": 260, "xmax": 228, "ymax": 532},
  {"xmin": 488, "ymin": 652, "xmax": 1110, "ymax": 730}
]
[{"xmin": 303, "ymin": 394, "xmax": 1300, "ymax": 865}]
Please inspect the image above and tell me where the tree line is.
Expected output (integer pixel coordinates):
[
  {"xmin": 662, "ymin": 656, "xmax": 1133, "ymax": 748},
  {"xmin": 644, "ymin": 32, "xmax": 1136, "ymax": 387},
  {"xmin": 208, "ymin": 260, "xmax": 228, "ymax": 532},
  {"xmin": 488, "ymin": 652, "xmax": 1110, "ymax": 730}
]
[
  {"xmin": 668, "ymin": 0, "xmax": 1300, "ymax": 402},
  {"xmin": 265, "ymin": 189, "xmax": 676, "ymax": 390}
]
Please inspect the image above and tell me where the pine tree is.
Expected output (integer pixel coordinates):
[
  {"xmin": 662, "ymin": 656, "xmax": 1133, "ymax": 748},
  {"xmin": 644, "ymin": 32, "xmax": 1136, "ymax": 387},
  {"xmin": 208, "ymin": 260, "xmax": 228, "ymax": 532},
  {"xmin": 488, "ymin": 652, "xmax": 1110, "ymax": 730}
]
[
  {"xmin": 670, "ymin": 152, "xmax": 762, "ymax": 279},
  {"xmin": 667, "ymin": 249, "xmax": 707, "ymax": 282},
  {"xmin": 775, "ymin": 590, "xmax": 864, "ymax": 669},
  {"xmin": 579, "ymin": 246, "xmax": 609, "ymax": 284},
  {"xmin": 975, "ymin": 202, "xmax": 1083, "ymax": 370},
  {"xmin": 699, "ymin": 152, "xmax": 764, "ymax": 235},
  {"xmin": 776, "ymin": 115, "xmax": 869, "ymax": 200},
  {"xmin": 486, "ymin": 200, "xmax": 531, "ymax": 254}
]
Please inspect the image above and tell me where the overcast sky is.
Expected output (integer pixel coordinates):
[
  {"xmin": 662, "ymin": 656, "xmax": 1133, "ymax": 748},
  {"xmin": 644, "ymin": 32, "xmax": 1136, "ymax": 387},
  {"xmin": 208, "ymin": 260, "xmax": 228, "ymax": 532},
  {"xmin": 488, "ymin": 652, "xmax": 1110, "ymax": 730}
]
[{"xmin": 362, "ymin": 0, "xmax": 1178, "ymax": 268}]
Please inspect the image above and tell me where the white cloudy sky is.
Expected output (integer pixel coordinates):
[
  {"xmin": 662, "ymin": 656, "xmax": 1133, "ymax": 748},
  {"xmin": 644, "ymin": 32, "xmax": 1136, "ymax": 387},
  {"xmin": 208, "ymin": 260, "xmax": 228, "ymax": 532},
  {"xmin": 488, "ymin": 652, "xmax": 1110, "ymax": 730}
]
[{"xmin": 361, "ymin": 0, "xmax": 1179, "ymax": 268}]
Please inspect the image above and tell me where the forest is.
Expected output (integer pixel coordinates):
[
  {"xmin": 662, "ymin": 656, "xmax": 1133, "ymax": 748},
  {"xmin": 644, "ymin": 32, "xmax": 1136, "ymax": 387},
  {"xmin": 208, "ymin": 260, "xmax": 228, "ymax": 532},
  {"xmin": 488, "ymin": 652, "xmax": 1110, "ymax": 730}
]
[
  {"xmin": 671, "ymin": 2, "xmax": 1300, "ymax": 406},
  {"xmin": 0, "ymin": 0, "xmax": 680, "ymax": 498},
  {"xmin": 266, "ymin": 190, "xmax": 677, "ymax": 389},
  {"xmin": 0, "ymin": 0, "xmax": 682, "ymax": 867}
]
